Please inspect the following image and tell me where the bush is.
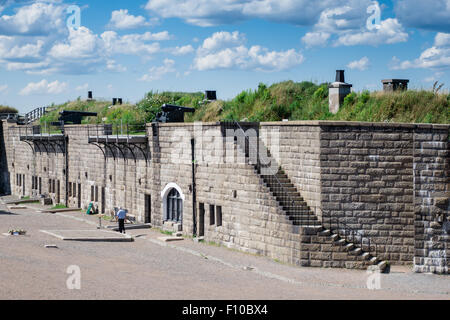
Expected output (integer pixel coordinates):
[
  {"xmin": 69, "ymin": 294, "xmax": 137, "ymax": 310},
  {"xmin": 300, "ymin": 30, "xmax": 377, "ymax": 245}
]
[{"xmin": 0, "ymin": 106, "xmax": 18, "ymax": 114}]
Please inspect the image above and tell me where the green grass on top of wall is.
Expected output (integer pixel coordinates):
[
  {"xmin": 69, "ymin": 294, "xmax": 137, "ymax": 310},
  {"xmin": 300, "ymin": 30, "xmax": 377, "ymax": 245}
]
[{"xmin": 31, "ymin": 82, "xmax": 449, "ymax": 126}]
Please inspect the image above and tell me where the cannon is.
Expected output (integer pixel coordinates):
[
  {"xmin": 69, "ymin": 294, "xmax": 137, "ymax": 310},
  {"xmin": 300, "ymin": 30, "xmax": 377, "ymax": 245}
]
[
  {"xmin": 57, "ymin": 110, "xmax": 98, "ymax": 125},
  {"xmin": 153, "ymin": 104, "xmax": 195, "ymax": 123}
]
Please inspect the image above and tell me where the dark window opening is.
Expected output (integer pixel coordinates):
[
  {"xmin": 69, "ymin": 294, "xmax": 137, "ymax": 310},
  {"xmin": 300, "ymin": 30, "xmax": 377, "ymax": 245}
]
[
  {"xmin": 91, "ymin": 186, "xmax": 94, "ymax": 202},
  {"xmin": 95, "ymin": 186, "xmax": 98, "ymax": 202},
  {"xmin": 145, "ymin": 194, "xmax": 151, "ymax": 224},
  {"xmin": 199, "ymin": 203, "xmax": 205, "ymax": 237},
  {"xmin": 68, "ymin": 182, "xmax": 72, "ymax": 197},
  {"xmin": 101, "ymin": 187, "xmax": 106, "ymax": 214},
  {"xmin": 209, "ymin": 205, "xmax": 215, "ymax": 226},
  {"xmin": 216, "ymin": 206, "xmax": 222, "ymax": 227}
]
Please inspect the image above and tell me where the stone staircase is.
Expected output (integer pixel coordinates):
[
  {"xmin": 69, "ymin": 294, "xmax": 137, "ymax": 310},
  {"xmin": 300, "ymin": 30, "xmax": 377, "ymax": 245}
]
[
  {"xmin": 229, "ymin": 121, "xmax": 388, "ymax": 272},
  {"xmin": 260, "ymin": 169, "xmax": 320, "ymax": 227}
]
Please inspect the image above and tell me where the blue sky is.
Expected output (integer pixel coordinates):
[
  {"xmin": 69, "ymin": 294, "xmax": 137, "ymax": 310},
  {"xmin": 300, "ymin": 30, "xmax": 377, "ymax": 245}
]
[{"xmin": 0, "ymin": 0, "xmax": 449, "ymax": 113}]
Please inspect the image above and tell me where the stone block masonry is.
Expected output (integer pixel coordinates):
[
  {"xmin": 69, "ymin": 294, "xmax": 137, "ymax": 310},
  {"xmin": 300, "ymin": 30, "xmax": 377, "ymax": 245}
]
[{"xmin": 1, "ymin": 120, "xmax": 449, "ymax": 274}]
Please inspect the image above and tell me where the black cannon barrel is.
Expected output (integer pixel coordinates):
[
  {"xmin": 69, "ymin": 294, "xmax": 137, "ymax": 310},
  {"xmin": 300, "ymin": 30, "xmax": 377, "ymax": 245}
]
[
  {"xmin": 161, "ymin": 104, "xmax": 195, "ymax": 113},
  {"xmin": 155, "ymin": 104, "xmax": 195, "ymax": 123},
  {"xmin": 59, "ymin": 110, "xmax": 98, "ymax": 117},
  {"xmin": 58, "ymin": 110, "xmax": 98, "ymax": 125}
]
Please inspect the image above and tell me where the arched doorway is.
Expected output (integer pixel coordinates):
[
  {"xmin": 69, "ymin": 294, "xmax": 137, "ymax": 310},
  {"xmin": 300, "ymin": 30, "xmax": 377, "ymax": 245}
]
[{"xmin": 161, "ymin": 183, "xmax": 185, "ymax": 224}]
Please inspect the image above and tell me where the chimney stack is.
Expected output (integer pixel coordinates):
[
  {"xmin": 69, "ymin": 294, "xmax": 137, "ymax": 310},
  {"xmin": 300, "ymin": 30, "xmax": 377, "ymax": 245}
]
[
  {"xmin": 118, "ymin": 98, "xmax": 123, "ymax": 105},
  {"xmin": 336, "ymin": 70, "xmax": 345, "ymax": 83},
  {"xmin": 205, "ymin": 90, "xmax": 217, "ymax": 101},
  {"xmin": 329, "ymin": 70, "xmax": 352, "ymax": 114},
  {"xmin": 87, "ymin": 91, "xmax": 93, "ymax": 100},
  {"xmin": 112, "ymin": 98, "xmax": 117, "ymax": 106}
]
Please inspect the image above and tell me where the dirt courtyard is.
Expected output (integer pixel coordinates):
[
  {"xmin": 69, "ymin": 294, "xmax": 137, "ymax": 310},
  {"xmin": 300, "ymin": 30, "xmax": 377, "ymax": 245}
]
[{"xmin": 0, "ymin": 197, "xmax": 448, "ymax": 300}]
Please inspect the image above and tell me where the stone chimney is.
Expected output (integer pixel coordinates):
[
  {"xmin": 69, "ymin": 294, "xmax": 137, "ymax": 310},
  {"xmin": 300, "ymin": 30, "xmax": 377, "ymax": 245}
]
[
  {"xmin": 382, "ymin": 79, "xmax": 409, "ymax": 92},
  {"xmin": 87, "ymin": 91, "xmax": 93, "ymax": 100},
  {"xmin": 329, "ymin": 70, "xmax": 352, "ymax": 114},
  {"xmin": 205, "ymin": 90, "xmax": 217, "ymax": 101}
]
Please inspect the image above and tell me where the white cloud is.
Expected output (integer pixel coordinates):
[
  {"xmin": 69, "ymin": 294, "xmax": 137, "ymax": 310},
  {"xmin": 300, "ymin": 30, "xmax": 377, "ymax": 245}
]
[
  {"xmin": 193, "ymin": 31, "xmax": 304, "ymax": 72},
  {"xmin": 0, "ymin": 36, "xmax": 44, "ymax": 60},
  {"xmin": 201, "ymin": 31, "xmax": 245, "ymax": 51},
  {"xmin": 49, "ymin": 27, "xmax": 101, "ymax": 60},
  {"xmin": 106, "ymin": 59, "xmax": 127, "ymax": 72},
  {"xmin": 391, "ymin": 32, "xmax": 450, "ymax": 70},
  {"xmin": 435, "ymin": 32, "xmax": 450, "ymax": 47},
  {"xmin": 301, "ymin": 2, "xmax": 408, "ymax": 48},
  {"xmin": 347, "ymin": 56, "xmax": 370, "ymax": 71},
  {"xmin": 20, "ymin": 79, "xmax": 68, "ymax": 96},
  {"xmin": 101, "ymin": 31, "xmax": 170, "ymax": 56},
  {"xmin": 170, "ymin": 45, "xmax": 194, "ymax": 55},
  {"xmin": 302, "ymin": 32, "xmax": 330, "ymax": 48},
  {"xmin": 0, "ymin": 84, "xmax": 8, "ymax": 93},
  {"xmin": 333, "ymin": 18, "xmax": 408, "ymax": 46},
  {"xmin": 108, "ymin": 9, "xmax": 150, "ymax": 30},
  {"xmin": 0, "ymin": 2, "xmax": 65, "ymax": 36},
  {"xmin": 145, "ymin": 0, "xmax": 336, "ymax": 27},
  {"xmin": 140, "ymin": 58, "xmax": 176, "ymax": 81},
  {"xmin": 395, "ymin": 0, "xmax": 450, "ymax": 33}
]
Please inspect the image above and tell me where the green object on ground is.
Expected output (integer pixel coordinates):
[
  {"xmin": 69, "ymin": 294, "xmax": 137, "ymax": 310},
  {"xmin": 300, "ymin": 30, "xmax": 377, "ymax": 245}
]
[{"xmin": 86, "ymin": 203, "xmax": 94, "ymax": 215}]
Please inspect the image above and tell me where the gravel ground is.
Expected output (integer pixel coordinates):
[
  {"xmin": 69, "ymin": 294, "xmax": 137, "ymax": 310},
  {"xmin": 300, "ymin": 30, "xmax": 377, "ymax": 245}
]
[{"xmin": 0, "ymin": 196, "xmax": 449, "ymax": 300}]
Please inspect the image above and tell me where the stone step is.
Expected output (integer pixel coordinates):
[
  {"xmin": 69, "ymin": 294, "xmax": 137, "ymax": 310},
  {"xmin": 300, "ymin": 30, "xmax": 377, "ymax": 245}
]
[
  {"xmin": 318, "ymin": 230, "xmax": 331, "ymax": 236},
  {"xmin": 331, "ymin": 234, "xmax": 340, "ymax": 241},
  {"xmin": 334, "ymin": 239, "xmax": 347, "ymax": 246},
  {"xmin": 267, "ymin": 184, "xmax": 295, "ymax": 191},
  {"xmin": 290, "ymin": 219, "xmax": 320, "ymax": 225},
  {"xmin": 378, "ymin": 261, "xmax": 389, "ymax": 273},
  {"xmin": 284, "ymin": 209, "xmax": 311, "ymax": 215},
  {"xmin": 279, "ymin": 200, "xmax": 308, "ymax": 207},
  {"xmin": 345, "ymin": 243, "xmax": 355, "ymax": 251},
  {"xmin": 349, "ymin": 248, "xmax": 362, "ymax": 256},
  {"xmin": 361, "ymin": 252, "xmax": 371, "ymax": 260}
]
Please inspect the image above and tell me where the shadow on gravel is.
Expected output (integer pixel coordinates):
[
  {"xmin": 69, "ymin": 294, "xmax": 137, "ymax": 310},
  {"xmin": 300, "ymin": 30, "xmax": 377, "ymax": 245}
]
[{"xmin": 0, "ymin": 210, "xmax": 19, "ymax": 215}]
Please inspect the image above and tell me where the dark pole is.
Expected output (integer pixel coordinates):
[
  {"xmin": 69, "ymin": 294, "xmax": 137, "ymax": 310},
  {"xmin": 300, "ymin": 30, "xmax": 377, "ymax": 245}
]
[
  {"xmin": 64, "ymin": 122, "xmax": 69, "ymax": 208},
  {"xmin": 191, "ymin": 138, "xmax": 197, "ymax": 237}
]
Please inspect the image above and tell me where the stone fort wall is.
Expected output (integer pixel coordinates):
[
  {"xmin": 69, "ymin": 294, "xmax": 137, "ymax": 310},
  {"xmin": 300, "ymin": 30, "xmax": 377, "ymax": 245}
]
[{"xmin": 1, "ymin": 120, "xmax": 448, "ymax": 273}]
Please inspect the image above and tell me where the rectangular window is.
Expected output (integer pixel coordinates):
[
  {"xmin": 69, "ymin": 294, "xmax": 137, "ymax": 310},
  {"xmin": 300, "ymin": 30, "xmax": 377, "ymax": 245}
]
[
  {"xmin": 39, "ymin": 177, "xmax": 42, "ymax": 194},
  {"xmin": 48, "ymin": 179, "xmax": 52, "ymax": 193},
  {"xmin": 199, "ymin": 203, "xmax": 205, "ymax": 237},
  {"xmin": 216, "ymin": 206, "xmax": 222, "ymax": 227},
  {"xmin": 73, "ymin": 183, "xmax": 77, "ymax": 198},
  {"xmin": 95, "ymin": 186, "xmax": 98, "ymax": 202},
  {"xmin": 209, "ymin": 205, "xmax": 215, "ymax": 226},
  {"xmin": 68, "ymin": 182, "xmax": 72, "ymax": 197},
  {"xmin": 91, "ymin": 186, "xmax": 94, "ymax": 202}
]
